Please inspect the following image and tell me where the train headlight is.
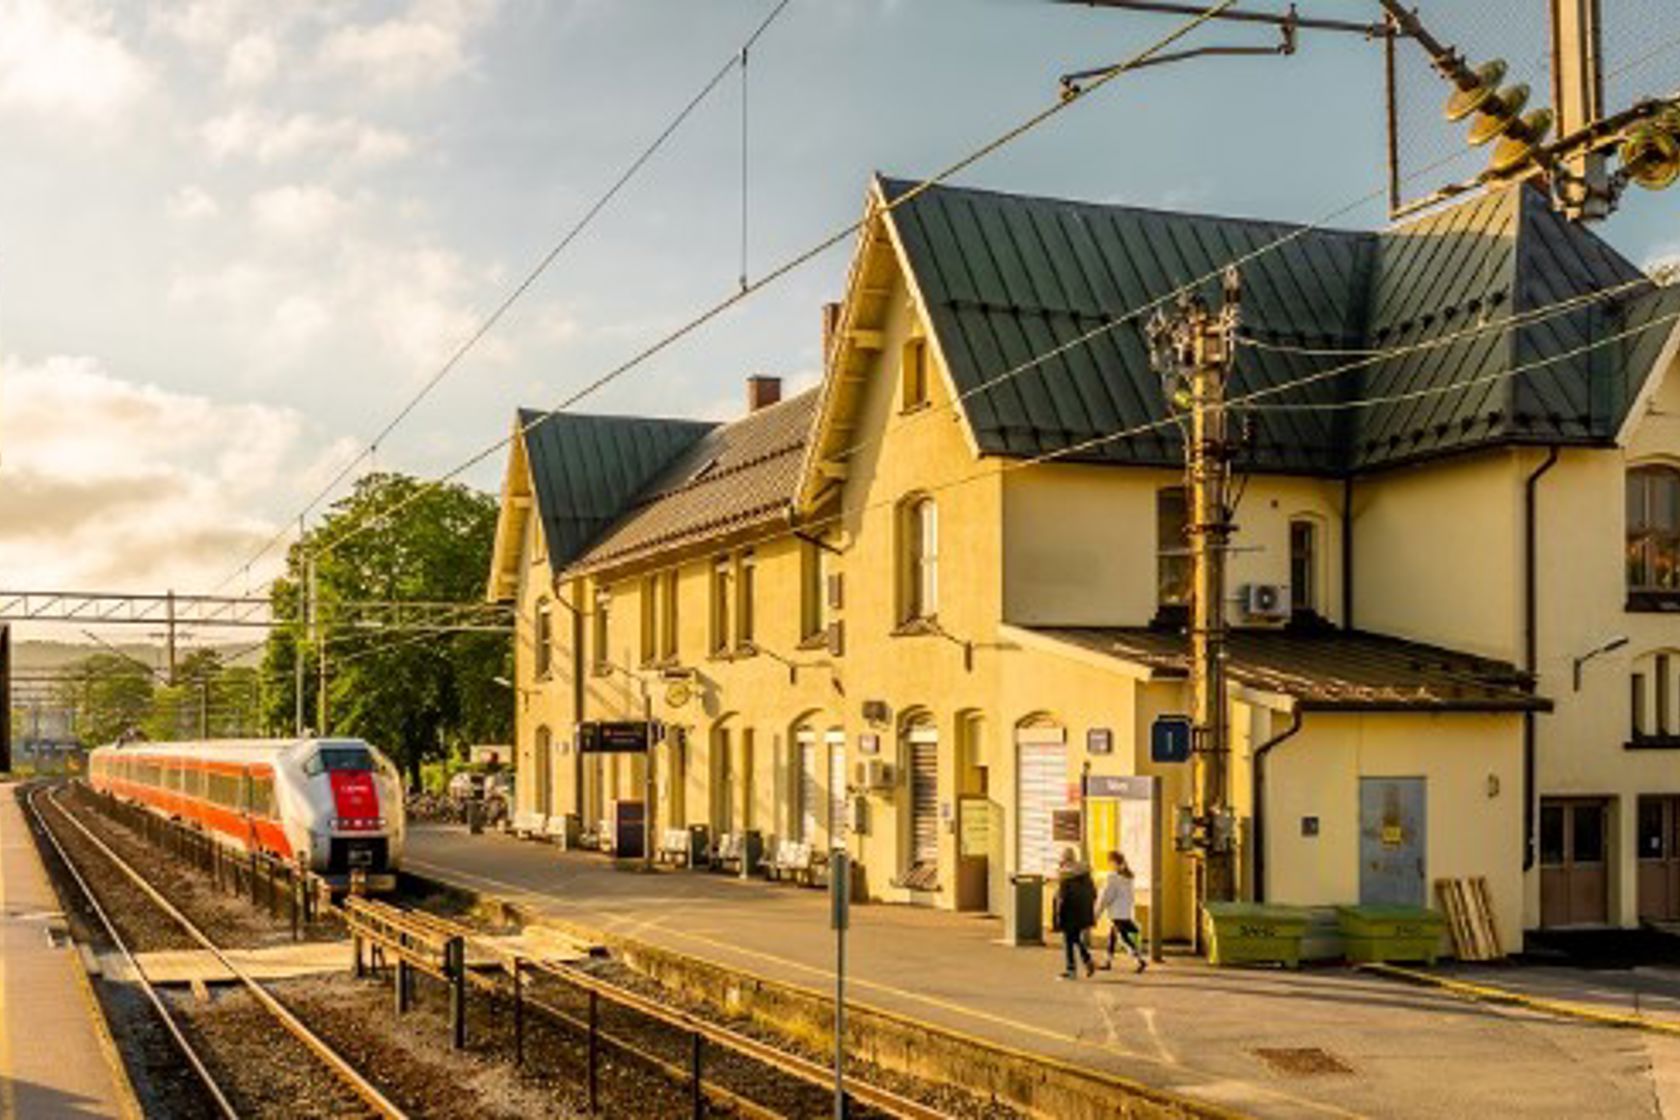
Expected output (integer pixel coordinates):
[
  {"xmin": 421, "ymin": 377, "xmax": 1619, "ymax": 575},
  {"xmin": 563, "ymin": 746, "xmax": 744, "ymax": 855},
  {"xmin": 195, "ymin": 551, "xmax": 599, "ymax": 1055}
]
[{"xmin": 331, "ymin": 817, "xmax": 387, "ymax": 831}]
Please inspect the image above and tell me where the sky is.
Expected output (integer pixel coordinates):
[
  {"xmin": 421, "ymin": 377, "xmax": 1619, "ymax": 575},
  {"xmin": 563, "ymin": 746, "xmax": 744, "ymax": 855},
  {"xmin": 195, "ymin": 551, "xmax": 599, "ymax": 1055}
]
[{"xmin": 2, "ymin": 0, "xmax": 1678, "ymax": 638}]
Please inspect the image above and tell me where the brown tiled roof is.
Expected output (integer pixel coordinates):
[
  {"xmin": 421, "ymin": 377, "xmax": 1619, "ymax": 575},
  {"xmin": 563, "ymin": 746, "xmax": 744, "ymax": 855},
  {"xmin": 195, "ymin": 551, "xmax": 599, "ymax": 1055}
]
[
  {"xmin": 1032, "ymin": 626, "xmax": 1549, "ymax": 712},
  {"xmin": 569, "ymin": 389, "xmax": 819, "ymax": 573}
]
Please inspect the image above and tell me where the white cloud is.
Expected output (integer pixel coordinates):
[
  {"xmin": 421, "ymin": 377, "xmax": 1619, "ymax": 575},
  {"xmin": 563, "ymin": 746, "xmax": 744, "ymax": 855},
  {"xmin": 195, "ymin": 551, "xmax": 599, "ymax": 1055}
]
[
  {"xmin": 168, "ymin": 184, "xmax": 221, "ymax": 221},
  {"xmin": 320, "ymin": 0, "xmax": 497, "ymax": 90},
  {"xmin": 201, "ymin": 108, "xmax": 413, "ymax": 165},
  {"xmin": 249, "ymin": 184, "xmax": 350, "ymax": 238},
  {"xmin": 224, "ymin": 33, "xmax": 280, "ymax": 89},
  {"xmin": 0, "ymin": 0, "xmax": 148, "ymax": 119},
  {"xmin": 0, "ymin": 354, "xmax": 342, "ymax": 590}
]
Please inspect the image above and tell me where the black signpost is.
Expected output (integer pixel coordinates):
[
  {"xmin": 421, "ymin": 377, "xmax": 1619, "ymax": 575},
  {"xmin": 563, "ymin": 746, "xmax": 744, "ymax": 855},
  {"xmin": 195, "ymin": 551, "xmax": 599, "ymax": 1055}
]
[{"xmin": 577, "ymin": 720, "xmax": 659, "ymax": 754}]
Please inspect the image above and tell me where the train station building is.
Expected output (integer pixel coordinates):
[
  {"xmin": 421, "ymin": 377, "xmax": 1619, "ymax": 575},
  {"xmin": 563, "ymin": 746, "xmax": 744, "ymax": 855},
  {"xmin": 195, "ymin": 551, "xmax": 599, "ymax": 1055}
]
[{"xmin": 487, "ymin": 174, "xmax": 1680, "ymax": 944}]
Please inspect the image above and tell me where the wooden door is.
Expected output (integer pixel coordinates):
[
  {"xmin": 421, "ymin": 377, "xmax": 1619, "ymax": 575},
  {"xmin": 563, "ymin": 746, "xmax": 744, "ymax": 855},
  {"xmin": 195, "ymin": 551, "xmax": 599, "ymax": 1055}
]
[
  {"xmin": 1638, "ymin": 796, "xmax": 1680, "ymax": 923},
  {"xmin": 1540, "ymin": 798, "xmax": 1610, "ymax": 927}
]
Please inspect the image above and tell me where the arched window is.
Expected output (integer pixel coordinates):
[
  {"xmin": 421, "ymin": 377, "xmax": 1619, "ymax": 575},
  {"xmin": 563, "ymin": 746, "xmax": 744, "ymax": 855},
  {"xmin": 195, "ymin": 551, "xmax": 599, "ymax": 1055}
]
[
  {"xmin": 1628, "ymin": 465, "xmax": 1680, "ymax": 594},
  {"xmin": 898, "ymin": 495, "xmax": 938, "ymax": 623},
  {"xmin": 534, "ymin": 597, "xmax": 553, "ymax": 678}
]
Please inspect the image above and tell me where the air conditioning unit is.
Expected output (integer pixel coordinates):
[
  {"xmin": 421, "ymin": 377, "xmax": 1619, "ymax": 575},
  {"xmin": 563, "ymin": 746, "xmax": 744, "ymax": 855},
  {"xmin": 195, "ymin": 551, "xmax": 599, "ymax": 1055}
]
[
  {"xmin": 1240, "ymin": 583, "xmax": 1290, "ymax": 621},
  {"xmin": 853, "ymin": 758, "xmax": 896, "ymax": 791}
]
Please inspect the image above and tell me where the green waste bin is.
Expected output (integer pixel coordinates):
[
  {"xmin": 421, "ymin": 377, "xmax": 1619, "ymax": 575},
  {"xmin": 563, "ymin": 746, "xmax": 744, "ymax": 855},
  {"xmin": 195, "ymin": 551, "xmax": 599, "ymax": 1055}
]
[
  {"xmin": 1336, "ymin": 906, "xmax": 1446, "ymax": 965},
  {"xmin": 1202, "ymin": 903, "xmax": 1310, "ymax": 968}
]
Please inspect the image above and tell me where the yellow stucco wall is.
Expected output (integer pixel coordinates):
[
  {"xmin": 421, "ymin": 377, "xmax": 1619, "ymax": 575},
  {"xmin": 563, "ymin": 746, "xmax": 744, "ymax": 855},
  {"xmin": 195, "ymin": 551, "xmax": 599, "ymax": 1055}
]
[
  {"xmin": 1260, "ymin": 710, "xmax": 1525, "ymax": 941},
  {"xmin": 1351, "ymin": 451, "xmax": 1524, "ymax": 663},
  {"xmin": 492, "ymin": 219, "xmax": 1680, "ymax": 941}
]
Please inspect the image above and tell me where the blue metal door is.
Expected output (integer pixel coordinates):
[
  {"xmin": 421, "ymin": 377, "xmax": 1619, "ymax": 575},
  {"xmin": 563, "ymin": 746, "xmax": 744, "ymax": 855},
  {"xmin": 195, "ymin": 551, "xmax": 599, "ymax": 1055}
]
[{"xmin": 1359, "ymin": 777, "xmax": 1426, "ymax": 907}]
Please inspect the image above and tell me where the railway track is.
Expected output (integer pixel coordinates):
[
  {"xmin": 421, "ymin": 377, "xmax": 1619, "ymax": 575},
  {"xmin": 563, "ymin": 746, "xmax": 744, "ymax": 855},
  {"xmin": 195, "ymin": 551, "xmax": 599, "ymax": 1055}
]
[
  {"xmin": 26, "ymin": 783, "xmax": 407, "ymax": 1120},
  {"xmin": 364, "ymin": 898, "xmax": 956, "ymax": 1120}
]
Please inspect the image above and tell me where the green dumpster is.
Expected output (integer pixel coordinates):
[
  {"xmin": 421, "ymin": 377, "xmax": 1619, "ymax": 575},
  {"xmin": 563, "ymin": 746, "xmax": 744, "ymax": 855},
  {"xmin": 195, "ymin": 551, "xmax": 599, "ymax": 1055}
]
[
  {"xmin": 1202, "ymin": 903, "xmax": 1310, "ymax": 969},
  {"xmin": 1336, "ymin": 905, "xmax": 1446, "ymax": 965}
]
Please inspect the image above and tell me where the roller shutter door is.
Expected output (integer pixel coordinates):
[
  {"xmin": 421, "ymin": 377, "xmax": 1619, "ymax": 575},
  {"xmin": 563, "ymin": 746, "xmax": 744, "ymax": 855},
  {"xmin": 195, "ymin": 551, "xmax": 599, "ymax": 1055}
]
[
  {"xmin": 1017, "ymin": 729, "xmax": 1068, "ymax": 876},
  {"xmin": 909, "ymin": 728, "xmax": 939, "ymax": 868},
  {"xmin": 798, "ymin": 732, "xmax": 819, "ymax": 842},
  {"xmin": 827, "ymin": 730, "xmax": 847, "ymax": 849}
]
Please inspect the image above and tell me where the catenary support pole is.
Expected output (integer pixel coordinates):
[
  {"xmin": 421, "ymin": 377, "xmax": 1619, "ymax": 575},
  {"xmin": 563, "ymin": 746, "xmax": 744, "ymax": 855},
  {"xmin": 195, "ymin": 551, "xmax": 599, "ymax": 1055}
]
[{"xmin": 1147, "ymin": 269, "xmax": 1243, "ymax": 929}]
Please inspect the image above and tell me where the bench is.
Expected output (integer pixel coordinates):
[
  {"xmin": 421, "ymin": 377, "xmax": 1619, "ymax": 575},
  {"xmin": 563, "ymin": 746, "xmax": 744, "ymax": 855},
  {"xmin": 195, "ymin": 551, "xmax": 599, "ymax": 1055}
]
[
  {"xmin": 712, "ymin": 832, "xmax": 744, "ymax": 872},
  {"xmin": 656, "ymin": 828, "xmax": 692, "ymax": 866},
  {"xmin": 512, "ymin": 811, "xmax": 546, "ymax": 838},
  {"xmin": 765, "ymin": 840, "xmax": 827, "ymax": 886}
]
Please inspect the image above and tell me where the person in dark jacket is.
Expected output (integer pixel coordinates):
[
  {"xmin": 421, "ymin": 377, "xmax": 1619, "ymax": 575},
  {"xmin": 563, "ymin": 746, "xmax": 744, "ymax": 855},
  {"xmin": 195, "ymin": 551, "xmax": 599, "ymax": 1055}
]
[{"xmin": 1051, "ymin": 847, "xmax": 1098, "ymax": 979}]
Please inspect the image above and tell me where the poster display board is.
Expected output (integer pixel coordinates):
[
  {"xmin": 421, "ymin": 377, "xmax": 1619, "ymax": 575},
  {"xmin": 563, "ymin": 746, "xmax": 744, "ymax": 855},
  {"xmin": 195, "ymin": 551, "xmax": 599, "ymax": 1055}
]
[{"xmin": 1083, "ymin": 774, "xmax": 1161, "ymax": 960}]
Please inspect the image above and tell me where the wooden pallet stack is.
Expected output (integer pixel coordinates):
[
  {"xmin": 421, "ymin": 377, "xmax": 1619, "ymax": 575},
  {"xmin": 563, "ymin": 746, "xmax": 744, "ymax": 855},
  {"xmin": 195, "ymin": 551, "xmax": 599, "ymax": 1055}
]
[{"xmin": 1435, "ymin": 876, "xmax": 1504, "ymax": 961}]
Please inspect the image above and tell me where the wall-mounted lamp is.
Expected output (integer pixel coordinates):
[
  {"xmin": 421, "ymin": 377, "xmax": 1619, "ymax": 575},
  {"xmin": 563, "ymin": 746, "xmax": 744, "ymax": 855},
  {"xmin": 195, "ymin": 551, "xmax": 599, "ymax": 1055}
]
[{"xmin": 1572, "ymin": 635, "xmax": 1629, "ymax": 691}]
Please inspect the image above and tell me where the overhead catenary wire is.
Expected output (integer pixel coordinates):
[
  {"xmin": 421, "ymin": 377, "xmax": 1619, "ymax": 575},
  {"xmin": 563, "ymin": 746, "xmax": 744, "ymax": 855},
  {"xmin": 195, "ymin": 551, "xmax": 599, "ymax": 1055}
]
[
  {"xmin": 209, "ymin": 0, "xmax": 799, "ymax": 595},
  {"xmin": 285, "ymin": 0, "xmax": 1250, "ymax": 567}
]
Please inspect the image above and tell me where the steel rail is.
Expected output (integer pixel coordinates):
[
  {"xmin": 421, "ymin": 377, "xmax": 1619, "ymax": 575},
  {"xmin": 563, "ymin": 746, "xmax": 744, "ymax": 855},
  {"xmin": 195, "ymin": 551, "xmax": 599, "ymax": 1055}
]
[
  {"xmin": 21, "ymin": 784, "xmax": 242, "ymax": 1120},
  {"xmin": 527, "ymin": 957, "xmax": 951, "ymax": 1120},
  {"xmin": 464, "ymin": 966, "xmax": 784, "ymax": 1120},
  {"xmin": 38, "ymin": 785, "xmax": 409, "ymax": 1120}
]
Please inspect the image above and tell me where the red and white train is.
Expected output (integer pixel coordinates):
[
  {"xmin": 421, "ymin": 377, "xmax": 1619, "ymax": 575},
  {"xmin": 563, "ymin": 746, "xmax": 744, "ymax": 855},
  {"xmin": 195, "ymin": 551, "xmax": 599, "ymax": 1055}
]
[{"xmin": 88, "ymin": 738, "xmax": 405, "ymax": 890}]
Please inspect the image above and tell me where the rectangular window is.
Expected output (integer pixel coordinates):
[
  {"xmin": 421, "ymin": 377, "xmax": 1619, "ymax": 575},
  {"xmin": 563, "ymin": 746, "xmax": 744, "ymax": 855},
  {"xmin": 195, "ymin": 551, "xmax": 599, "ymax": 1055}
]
[
  {"xmin": 736, "ymin": 550, "xmax": 756, "ymax": 649},
  {"xmin": 800, "ymin": 539, "xmax": 827, "ymax": 642},
  {"xmin": 592, "ymin": 589, "xmax": 611, "ymax": 672},
  {"xmin": 901, "ymin": 338, "xmax": 928, "ymax": 411},
  {"xmin": 640, "ymin": 576, "xmax": 657, "ymax": 665},
  {"xmin": 1633, "ymin": 672, "xmax": 1648, "ymax": 738},
  {"xmin": 710, "ymin": 556, "xmax": 732, "ymax": 654},
  {"xmin": 1539, "ymin": 803, "xmax": 1565, "ymax": 865},
  {"xmin": 1289, "ymin": 520, "xmax": 1316, "ymax": 613},
  {"xmin": 1572, "ymin": 803, "xmax": 1606, "ymax": 864},
  {"xmin": 659, "ymin": 570, "xmax": 679, "ymax": 661},
  {"xmin": 1661, "ymin": 654, "xmax": 1674, "ymax": 735},
  {"xmin": 1638, "ymin": 798, "xmax": 1667, "ymax": 860},
  {"xmin": 534, "ymin": 599, "xmax": 554, "ymax": 678},
  {"xmin": 1157, "ymin": 487, "xmax": 1191, "ymax": 608}
]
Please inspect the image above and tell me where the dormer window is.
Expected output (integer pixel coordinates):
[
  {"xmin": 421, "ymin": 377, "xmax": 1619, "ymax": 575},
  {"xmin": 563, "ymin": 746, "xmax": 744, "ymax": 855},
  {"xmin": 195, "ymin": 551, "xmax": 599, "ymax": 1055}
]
[{"xmin": 901, "ymin": 337, "xmax": 929, "ymax": 412}]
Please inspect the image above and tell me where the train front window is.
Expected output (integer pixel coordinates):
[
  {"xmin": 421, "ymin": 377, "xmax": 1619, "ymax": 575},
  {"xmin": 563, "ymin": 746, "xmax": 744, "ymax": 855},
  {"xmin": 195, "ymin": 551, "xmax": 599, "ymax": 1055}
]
[{"xmin": 303, "ymin": 746, "xmax": 377, "ymax": 776}]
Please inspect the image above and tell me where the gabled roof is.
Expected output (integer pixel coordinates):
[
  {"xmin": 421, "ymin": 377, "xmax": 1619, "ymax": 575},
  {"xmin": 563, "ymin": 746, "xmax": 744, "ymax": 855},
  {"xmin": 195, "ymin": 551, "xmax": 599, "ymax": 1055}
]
[
  {"xmin": 519, "ymin": 409, "xmax": 716, "ymax": 572},
  {"xmin": 487, "ymin": 409, "xmax": 716, "ymax": 598},
  {"xmin": 1025, "ymin": 626, "xmax": 1548, "ymax": 712},
  {"xmin": 568, "ymin": 389, "xmax": 820, "ymax": 574},
  {"xmin": 870, "ymin": 175, "xmax": 1670, "ymax": 477}
]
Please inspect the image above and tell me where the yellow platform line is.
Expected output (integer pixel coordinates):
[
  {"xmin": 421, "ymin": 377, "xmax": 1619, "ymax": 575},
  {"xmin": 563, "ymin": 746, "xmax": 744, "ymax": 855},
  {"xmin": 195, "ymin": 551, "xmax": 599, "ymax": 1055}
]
[{"xmin": 1361, "ymin": 962, "xmax": 1680, "ymax": 1038}]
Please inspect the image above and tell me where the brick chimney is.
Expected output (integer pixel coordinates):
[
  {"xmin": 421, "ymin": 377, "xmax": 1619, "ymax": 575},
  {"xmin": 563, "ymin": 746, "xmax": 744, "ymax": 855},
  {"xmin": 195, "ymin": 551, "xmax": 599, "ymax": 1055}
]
[
  {"xmin": 821, "ymin": 301, "xmax": 841, "ymax": 360},
  {"xmin": 747, "ymin": 374, "xmax": 782, "ymax": 412}
]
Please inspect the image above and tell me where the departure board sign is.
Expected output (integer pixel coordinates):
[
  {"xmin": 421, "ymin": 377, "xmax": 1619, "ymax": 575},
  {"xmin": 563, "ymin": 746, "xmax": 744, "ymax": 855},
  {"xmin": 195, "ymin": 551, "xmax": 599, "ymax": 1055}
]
[{"xmin": 577, "ymin": 720, "xmax": 658, "ymax": 754}]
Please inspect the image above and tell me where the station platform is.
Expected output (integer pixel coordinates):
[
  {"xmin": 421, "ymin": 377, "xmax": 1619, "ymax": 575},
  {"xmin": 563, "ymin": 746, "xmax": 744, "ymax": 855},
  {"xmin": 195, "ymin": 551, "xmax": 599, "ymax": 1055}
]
[
  {"xmin": 0, "ymin": 785, "xmax": 136, "ymax": 1119},
  {"xmin": 407, "ymin": 823, "xmax": 1680, "ymax": 1120}
]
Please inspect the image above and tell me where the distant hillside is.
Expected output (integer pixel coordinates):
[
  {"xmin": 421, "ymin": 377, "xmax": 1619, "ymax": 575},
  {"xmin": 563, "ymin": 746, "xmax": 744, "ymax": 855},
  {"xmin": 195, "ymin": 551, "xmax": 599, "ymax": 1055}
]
[{"xmin": 11, "ymin": 639, "xmax": 264, "ymax": 673}]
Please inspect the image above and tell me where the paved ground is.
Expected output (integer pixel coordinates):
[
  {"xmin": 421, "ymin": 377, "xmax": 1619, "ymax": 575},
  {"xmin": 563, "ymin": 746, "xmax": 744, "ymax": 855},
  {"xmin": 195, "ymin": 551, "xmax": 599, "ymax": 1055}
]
[
  {"xmin": 0, "ymin": 784, "xmax": 134, "ymax": 1119},
  {"xmin": 407, "ymin": 824, "xmax": 1680, "ymax": 1120}
]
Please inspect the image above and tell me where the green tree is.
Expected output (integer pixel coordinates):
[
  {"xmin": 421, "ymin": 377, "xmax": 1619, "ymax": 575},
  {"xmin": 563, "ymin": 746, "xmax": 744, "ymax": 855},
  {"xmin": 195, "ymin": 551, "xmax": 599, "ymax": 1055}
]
[
  {"xmin": 52, "ymin": 653, "xmax": 155, "ymax": 745},
  {"xmin": 147, "ymin": 649, "xmax": 267, "ymax": 740},
  {"xmin": 261, "ymin": 473, "xmax": 512, "ymax": 787}
]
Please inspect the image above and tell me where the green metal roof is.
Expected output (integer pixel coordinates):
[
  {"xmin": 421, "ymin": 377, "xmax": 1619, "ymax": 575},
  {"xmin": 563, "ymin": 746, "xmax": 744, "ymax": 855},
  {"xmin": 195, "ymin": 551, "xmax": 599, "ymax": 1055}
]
[
  {"xmin": 517, "ymin": 409, "xmax": 715, "ymax": 572},
  {"xmin": 881, "ymin": 177, "xmax": 1672, "ymax": 475}
]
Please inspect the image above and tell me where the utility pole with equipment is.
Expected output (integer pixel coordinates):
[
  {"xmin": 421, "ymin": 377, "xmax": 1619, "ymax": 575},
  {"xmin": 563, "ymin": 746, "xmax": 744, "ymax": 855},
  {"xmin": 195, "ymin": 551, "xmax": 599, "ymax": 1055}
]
[{"xmin": 1149, "ymin": 268, "xmax": 1243, "ymax": 919}]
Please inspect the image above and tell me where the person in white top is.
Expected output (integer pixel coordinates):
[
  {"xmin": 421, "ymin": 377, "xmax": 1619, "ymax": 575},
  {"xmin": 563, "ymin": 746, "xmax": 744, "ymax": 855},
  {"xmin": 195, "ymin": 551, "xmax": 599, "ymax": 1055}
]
[{"xmin": 1096, "ymin": 850, "xmax": 1147, "ymax": 973}]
